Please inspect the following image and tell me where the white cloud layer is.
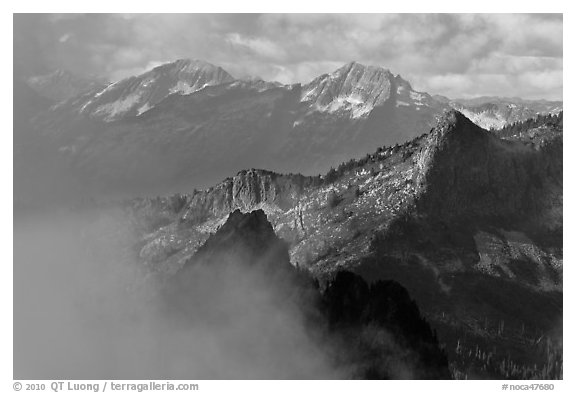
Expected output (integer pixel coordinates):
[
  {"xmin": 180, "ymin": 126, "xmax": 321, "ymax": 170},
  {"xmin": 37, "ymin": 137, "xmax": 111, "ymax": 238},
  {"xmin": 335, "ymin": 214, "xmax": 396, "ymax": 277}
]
[{"xmin": 14, "ymin": 13, "xmax": 562, "ymax": 100}]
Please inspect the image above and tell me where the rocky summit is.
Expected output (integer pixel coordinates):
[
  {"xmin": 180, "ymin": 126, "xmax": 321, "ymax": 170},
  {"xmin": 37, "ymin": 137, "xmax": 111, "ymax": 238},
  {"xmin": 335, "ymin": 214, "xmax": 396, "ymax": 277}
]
[
  {"xmin": 76, "ymin": 59, "xmax": 235, "ymax": 121},
  {"xmin": 301, "ymin": 61, "xmax": 395, "ymax": 118}
]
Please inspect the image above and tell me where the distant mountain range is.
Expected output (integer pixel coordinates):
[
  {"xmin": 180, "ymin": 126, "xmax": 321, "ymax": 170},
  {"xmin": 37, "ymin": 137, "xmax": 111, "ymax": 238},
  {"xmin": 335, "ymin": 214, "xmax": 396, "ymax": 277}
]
[
  {"xmin": 14, "ymin": 59, "xmax": 562, "ymax": 206},
  {"xmin": 437, "ymin": 95, "xmax": 562, "ymax": 130}
]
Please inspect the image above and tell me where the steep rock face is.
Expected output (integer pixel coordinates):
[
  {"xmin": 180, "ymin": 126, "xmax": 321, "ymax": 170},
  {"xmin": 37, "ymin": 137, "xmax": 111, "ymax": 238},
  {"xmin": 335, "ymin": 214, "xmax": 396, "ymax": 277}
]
[{"xmin": 180, "ymin": 169, "xmax": 319, "ymax": 223}]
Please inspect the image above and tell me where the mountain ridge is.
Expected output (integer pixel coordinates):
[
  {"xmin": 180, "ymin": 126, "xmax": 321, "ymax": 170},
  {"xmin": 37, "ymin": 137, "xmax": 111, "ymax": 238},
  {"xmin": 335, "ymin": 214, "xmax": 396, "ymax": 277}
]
[
  {"xmin": 16, "ymin": 60, "xmax": 563, "ymax": 207},
  {"xmin": 120, "ymin": 109, "xmax": 562, "ymax": 378},
  {"xmin": 29, "ymin": 59, "xmax": 563, "ymax": 124},
  {"xmin": 76, "ymin": 58, "xmax": 235, "ymax": 121},
  {"xmin": 127, "ymin": 109, "xmax": 562, "ymax": 280}
]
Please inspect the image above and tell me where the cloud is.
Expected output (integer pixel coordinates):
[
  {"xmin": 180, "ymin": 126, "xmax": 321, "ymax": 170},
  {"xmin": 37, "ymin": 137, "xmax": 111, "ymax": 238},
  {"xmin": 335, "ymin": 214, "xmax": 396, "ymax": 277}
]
[
  {"xmin": 226, "ymin": 33, "xmax": 287, "ymax": 61},
  {"xmin": 58, "ymin": 33, "xmax": 71, "ymax": 43},
  {"xmin": 13, "ymin": 13, "xmax": 563, "ymax": 100},
  {"xmin": 414, "ymin": 70, "xmax": 563, "ymax": 101}
]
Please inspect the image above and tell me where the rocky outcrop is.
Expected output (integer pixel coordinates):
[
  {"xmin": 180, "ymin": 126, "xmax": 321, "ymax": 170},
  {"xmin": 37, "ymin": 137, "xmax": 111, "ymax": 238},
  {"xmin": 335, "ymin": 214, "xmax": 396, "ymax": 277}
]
[
  {"xmin": 121, "ymin": 170, "xmax": 321, "ymax": 272},
  {"xmin": 180, "ymin": 169, "xmax": 320, "ymax": 224},
  {"xmin": 186, "ymin": 209, "xmax": 291, "ymax": 271},
  {"xmin": 165, "ymin": 209, "xmax": 299, "ymax": 314},
  {"xmin": 413, "ymin": 110, "xmax": 562, "ymax": 228}
]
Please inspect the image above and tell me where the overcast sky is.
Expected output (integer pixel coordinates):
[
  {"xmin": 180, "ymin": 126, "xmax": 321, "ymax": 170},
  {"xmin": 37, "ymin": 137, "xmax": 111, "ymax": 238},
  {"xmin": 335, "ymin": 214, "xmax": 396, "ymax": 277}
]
[{"xmin": 13, "ymin": 13, "xmax": 563, "ymax": 100}]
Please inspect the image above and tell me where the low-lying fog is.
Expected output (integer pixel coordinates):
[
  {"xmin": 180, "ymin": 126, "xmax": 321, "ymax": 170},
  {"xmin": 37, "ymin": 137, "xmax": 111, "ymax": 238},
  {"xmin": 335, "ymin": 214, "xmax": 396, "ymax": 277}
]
[{"xmin": 13, "ymin": 209, "xmax": 342, "ymax": 379}]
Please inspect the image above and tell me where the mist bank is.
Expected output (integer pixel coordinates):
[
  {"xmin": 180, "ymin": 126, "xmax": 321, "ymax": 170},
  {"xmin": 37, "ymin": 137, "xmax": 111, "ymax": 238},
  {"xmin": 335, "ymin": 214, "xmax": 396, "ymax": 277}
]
[
  {"xmin": 14, "ymin": 208, "xmax": 450, "ymax": 379},
  {"xmin": 14, "ymin": 209, "xmax": 335, "ymax": 379}
]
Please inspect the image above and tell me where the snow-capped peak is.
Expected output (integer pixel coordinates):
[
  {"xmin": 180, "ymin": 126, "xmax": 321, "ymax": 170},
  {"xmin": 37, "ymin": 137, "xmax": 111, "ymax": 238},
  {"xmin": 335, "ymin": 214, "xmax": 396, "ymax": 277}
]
[
  {"xmin": 79, "ymin": 59, "xmax": 235, "ymax": 121},
  {"xmin": 301, "ymin": 62, "xmax": 396, "ymax": 118}
]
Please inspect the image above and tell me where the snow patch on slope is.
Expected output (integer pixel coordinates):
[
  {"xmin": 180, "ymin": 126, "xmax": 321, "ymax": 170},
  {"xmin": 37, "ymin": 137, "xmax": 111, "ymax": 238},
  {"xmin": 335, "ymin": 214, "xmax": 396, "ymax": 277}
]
[
  {"xmin": 307, "ymin": 94, "xmax": 374, "ymax": 119},
  {"xmin": 409, "ymin": 91, "xmax": 426, "ymax": 106},
  {"xmin": 459, "ymin": 108, "xmax": 507, "ymax": 130},
  {"xmin": 169, "ymin": 81, "xmax": 209, "ymax": 95},
  {"xmin": 137, "ymin": 103, "xmax": 151, "ymax": 116},
  {"xmin": 93, "ymin": 92, "xmax": 143, "ymax": 120}
]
